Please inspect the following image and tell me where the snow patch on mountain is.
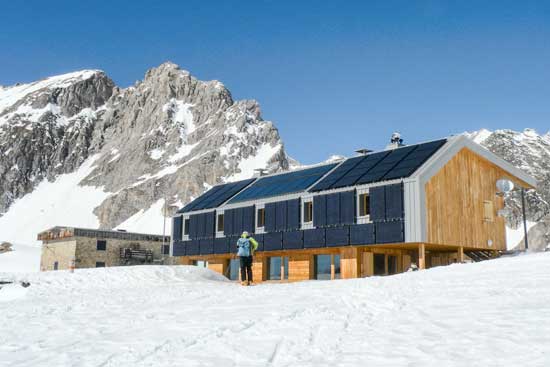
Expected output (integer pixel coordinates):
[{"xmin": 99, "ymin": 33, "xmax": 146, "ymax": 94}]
[
  {"xmin": 0, "ymin": 155, "xmax": 110, "ymax": 245},
  {"xmin": 115, "ymin": 199, "xmax": 171, "ymax": 235}
]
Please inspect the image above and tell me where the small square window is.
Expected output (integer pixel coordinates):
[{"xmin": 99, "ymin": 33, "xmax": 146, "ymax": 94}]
[
  {"xmin": 217, "ymin": 214, "xmax": 224, "ymax": 232},
  {"xmin": 162, "ymin": 245, "xmax": 170, "ymax": 255},
  {"xmin": 96, "ymin": 262, "xmax": 105, "ymax": 268},
  {"xmin": 184, "ymin": 218, "xmax": 190, "ymax": 235},
  {"xmin": 96, "ymin": 240, "xmax": 106, "ymax": 251},
  {"xmin": 303, "ymin": 201, "xmax": 313, "ymax": 223},
  {"xmin": 257, "ymin": 208, "xmax": 265, "ymax": 227},
  {"xmin": 359, "ymin": 193, "xmax": 370, "ymax": 217},
  {"xmin": 483, "ymin": 200, "xmax": 494, "ymax": 222}
]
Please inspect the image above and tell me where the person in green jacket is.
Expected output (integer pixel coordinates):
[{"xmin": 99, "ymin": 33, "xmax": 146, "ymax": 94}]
[{"xmin": 236, "ymin": 231, "xmax": 259, "ymax": 285}]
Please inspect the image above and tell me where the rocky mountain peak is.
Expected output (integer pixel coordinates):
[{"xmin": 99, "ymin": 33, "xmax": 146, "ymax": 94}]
[{"xmin": 0, "ymin": 64, "xmax": 292, "ymax": 244}]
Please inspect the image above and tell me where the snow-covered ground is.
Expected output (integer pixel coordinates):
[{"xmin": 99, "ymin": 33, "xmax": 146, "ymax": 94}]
[
  {"xmin": 0, "ymin": 243, "xmax": 41, "ymax": 272},
  {"xmin": 1, "ymin": 253, "xmax": 549, "ymax": 366}
]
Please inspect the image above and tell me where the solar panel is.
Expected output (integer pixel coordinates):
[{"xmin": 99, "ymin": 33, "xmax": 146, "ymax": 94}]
[
  {"xmin": 228, "ymin": 163, "xmax": 338, "ymax": 203},
  {"xmin": 356, "ymin": 145, "xmax": 418, "ymax": 184},
  {"xmin": 179, "ymin": 178, "xmax": 256, "ymax": 213},
  {"xmin": 382, "ymin": 139, "xmax": 447, "ymax": 180},
  {"xmin": 309, "ymin": 156, "xmax": 364, "ymax": 192},
  {"xmin": 309, "ymin": 139, "xmax": 448, "ymax": 192},
  {"xmin": 331, "ymin": 151, "xmax": 391, "ymax": 188}
]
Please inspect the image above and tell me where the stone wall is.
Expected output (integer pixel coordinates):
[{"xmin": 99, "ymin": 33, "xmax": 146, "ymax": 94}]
[
  {"xmin": 40, "ymin": 240, "xmax": 77, "ymax": 271},
  {"xmin": 74, "ymin": 237, "xmax": 167, "ymax": 269},
  {"xmin": 40, "ymin": 237, "xmax": 170, "ymax": 271}
]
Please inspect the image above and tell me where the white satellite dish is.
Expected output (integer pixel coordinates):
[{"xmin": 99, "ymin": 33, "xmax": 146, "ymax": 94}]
[{"xmin": 496, "ymin": 179, "xmax": 514, "ymax": 193}]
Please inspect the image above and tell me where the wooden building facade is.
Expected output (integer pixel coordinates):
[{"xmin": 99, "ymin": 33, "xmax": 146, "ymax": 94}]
[{"xmin": 170, "ymin": 136, "xmax": 536, "ymax": 282}]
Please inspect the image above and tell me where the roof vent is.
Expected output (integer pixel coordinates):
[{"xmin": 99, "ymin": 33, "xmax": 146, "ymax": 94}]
[
  {"xmin": 355, "ymin": 148, "xmax": 373, "ymax": 156},
  {"xmin": 253, "ymin": 168, "xmax": 268, "ymax": 177},
  {"xmin": 385, "ymin": 132, "xmax": 405, "ymax": 150}
]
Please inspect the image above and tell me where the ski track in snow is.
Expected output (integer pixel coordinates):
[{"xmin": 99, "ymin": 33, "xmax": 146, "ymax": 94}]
[{"xmin": 1, "ymin": 253, "xmax": 550, "ymax": 366}]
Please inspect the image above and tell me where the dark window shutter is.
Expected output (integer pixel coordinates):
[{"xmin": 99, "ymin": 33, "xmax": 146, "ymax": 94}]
[
  {"xmin": 313, "ymin": 195, "xmax": 327, "ymax": 227},
  {"xmin": 385, "ymin": 184, "xmax": 404, "ymax": 220},
  {"xmin": 287, "ymin": 199, "xmax": 300, "ymax": 230},
  {"xmin": 369, "ymin": 186, "xmax": 386, "ymax": 222},
  {"xmin": 223, "ymin": 209, "xmax": 234, "ymax": 236},
  {"xmin": 339, "ymin": 191, "xmax": 355, "ymax": 225},
  {"xmin": 265, "ymin": 203, "xmax": 277, "ymax": 232},
  {"xmin": 234, "ymin": 207, "xmax": 244, "ymax": 235},
  {"xmin": 326, "ymin": 193, "xmax": 341, "ymax": 226},
  {"xmin": 243, "ymin": 206, "xmax": 255, "ymax": 233},
  {"xmin": 275, "ymin": 201, "xmax": 287, "ymax": 231},
  {"xmin": 172, "ymin": 216, "xmax": 183, "ymax": 241},
  {"xmin": 205, "ymin": 212, "xmax": 215, "ymax": 238}
]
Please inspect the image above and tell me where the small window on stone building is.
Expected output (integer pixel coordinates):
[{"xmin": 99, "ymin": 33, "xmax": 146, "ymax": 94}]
[
  {"xmin": 483, "ymin": 200, "xmax": 494, "ymax": 222},
  {"xmin": 96, "ymin": 262, "xmax": 105, "ymax": 268},
  {"xmin": 96, "ymin": 240, "xmax": 107, "ymax": 251},
  {"xmin": 53, "ymin": 261, "xmax": 59, "ymax": 270},
  {"xmin": 162, "ymin": 245, "xmax": 170, "ymax": 255}
]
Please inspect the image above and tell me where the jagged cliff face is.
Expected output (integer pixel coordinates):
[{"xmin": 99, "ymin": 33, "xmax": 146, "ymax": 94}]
[
  {"xmin": 0, "ymin": 63, "xmax": 290, "ymax": 242},
  {"xmin": 468, "ymin": 129, "xmax": 550, "ymax": 250}
]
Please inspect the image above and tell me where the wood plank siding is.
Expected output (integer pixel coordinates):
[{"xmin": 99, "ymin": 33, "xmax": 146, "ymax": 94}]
[{"xmin": 425, "ymin": 147, "xmax": 528, "ymax": 250}]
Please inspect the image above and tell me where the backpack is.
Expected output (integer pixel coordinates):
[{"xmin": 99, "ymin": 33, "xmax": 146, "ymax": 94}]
[{"xmin": 237, "ymin": 237, "xmax": 251, "ymax": 257}]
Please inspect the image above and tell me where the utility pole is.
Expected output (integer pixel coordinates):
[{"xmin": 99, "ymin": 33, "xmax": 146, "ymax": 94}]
[
  {"xmin": 162, "ymin": 196, "xmax": 167, "ymax": 262},
  {"xmin": 521, "ymin": 188, "xmax": 529, "ymax": 250}
]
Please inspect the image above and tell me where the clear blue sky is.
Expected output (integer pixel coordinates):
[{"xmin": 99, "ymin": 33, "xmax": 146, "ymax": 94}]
[{"xmin": 2, "ymin": 1, "xmax": 549, "ymax": 164}]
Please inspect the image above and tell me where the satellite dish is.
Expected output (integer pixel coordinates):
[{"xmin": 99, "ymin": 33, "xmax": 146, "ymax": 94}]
[{"xmin": 496, "ymin": 179, "xmax": 514, "ymax": 193}]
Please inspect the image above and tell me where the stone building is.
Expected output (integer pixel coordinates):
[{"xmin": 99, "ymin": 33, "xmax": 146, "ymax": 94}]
[{"xmin": 38, "ymin": 227, "xmax": 170, "ymax": 271}]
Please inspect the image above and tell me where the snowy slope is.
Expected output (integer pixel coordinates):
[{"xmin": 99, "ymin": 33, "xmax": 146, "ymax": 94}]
[
  {"xmin": 1, "ymin": 253, "xmax": 549, "ymax": 366},
  {"xmin": 0, "ymin": 243, "xmax": 41, "ymax": 272},
  {"xmin": 0, "ymin": 155, "xmax": 110, "ymax": 246}
]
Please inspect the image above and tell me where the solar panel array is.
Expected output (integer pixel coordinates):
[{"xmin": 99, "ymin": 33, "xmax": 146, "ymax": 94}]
[
  {"xmin": 228, "ymin": 163, "xmax": 338, "ymax": 203},
  {"xmin": 179, "ymin": 178, "xmax": 256, "ymax": 213},
  {"xmin": 309, "ymin": 139, "xmax": 447, "ymax": 192}
]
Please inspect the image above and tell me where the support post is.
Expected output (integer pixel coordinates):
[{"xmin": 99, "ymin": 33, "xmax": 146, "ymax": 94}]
[
  {"xmin": 418, "ymin": 243, "xmax": 426, "ymax": 270},
  {"xmin": 457, "ymin": 246, "xmax": 464, "ymax": 263}
]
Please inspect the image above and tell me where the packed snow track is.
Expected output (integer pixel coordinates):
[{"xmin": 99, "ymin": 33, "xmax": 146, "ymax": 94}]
[{"xmin": 1, "ymin": 253, "xmax": 549, "ymax": 366}]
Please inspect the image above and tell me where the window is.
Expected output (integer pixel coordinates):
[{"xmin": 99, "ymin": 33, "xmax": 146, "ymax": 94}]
[
  {"xmin": 217, "ymin": 214, "xmax": 224, "ymax": 232},
  {"xmin": 184, "ymin": 218, "xmax": 190, "ymax": 235},
  {"xmin": 359, "ymin": 193, "xmax": 370, "ymax": 217},
  {"xmin": 257, "ymin": 208, "xmax": 265, "ymax": 228},
  {"xmin": 388, "ymin": 255, "xmax": 397, "ymax": 275},
  {"xmin": 374, "ymin": 254, "xmax": 385, "ymax": 275},
  {"xmin": 334, "ymin": 255, "xmax": 341, "ymax": 279},
  {"xmin": 267, "ymin": 256, "xmax": 288, "ymax": 280},
  {"xmin": 229, "ymin": 259, "xmax": 240, "ymax": 280},
  {"xmin": 162, "ymin": 245, "xmax": 170, "ymax": 255},
  {"xmin": 268, "ymin": 257, "xmax": 282, "ymax": 280},
  {"xmin": 194, "ymin": 260, "xmax": 208, "ymax": 268},
  {"xmin": 314, "ymin": 255, "xmax": 332, "ymax": 280},
  {"xmin": 96, "ymin": 240, "xmax": 106, "ymax": 251},
  {"xmin": 303, "ymin": 201, "xmax": 313, "ymax": 223},
  {"xmin": 53, "ymin": 261, "xmax": 59, "ymax": 271},
  {"xmin": 96, "ymin": 262, "xmax": 105, "ymax": 268},
  {"xmin": 483, "ymin": 200, "xmax": 494, "ymax": 222}
]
